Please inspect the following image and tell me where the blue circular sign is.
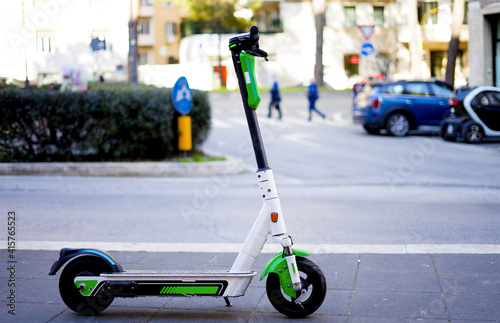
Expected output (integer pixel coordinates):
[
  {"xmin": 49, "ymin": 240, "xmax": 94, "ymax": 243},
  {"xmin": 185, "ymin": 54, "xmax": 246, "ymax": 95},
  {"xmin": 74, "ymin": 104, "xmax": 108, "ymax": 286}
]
[
  {"xmin": 172, "ymin": 76, "xmax": 192, "ymax": 115},
  {"xmin": 360, "ymin": 43, "xmax": 375, "ymax": 56}
]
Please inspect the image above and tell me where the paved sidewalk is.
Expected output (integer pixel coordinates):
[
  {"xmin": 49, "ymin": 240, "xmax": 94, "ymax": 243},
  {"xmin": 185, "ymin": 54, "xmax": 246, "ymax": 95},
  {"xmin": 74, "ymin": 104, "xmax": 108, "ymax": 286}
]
[{"xmin": 1, "ymin": 249, "xmax": 499, "ymax": 322}]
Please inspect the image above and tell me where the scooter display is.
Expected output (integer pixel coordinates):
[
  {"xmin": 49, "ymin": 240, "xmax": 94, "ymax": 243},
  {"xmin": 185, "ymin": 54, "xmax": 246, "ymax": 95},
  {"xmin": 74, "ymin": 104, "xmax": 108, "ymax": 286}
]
[{"xmin": 49, "ymin": 26, "xmax": 327, "ymax": 318}]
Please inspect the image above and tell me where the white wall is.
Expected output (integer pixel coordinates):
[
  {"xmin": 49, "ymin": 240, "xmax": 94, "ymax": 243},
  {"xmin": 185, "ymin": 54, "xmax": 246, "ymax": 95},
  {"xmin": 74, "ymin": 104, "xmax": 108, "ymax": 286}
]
[{"xmin": 0, "ymin": 0, "xmax": 130, "ymax": 84}]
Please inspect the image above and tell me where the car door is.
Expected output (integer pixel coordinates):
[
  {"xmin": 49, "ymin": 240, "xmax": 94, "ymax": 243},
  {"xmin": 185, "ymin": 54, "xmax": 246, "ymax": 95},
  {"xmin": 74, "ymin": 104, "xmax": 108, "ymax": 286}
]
[
  {"xmin": 403, "ymin": 82, "xmax": 448, "ymax": 126},
  {"xmin": 470, "ymin": 90, "xmax": 500, "ymax": 131}
]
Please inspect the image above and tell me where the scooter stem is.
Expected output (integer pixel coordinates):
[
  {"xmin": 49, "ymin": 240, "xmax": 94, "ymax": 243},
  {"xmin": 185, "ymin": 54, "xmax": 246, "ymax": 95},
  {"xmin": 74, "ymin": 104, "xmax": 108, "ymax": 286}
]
[
  {"xmin": 229, "ymin": 27, "xmax": 302, "ymax": 292},
  {"xmin": 230, "ymin": 41, "xmax": 268, "ymax": 170}
]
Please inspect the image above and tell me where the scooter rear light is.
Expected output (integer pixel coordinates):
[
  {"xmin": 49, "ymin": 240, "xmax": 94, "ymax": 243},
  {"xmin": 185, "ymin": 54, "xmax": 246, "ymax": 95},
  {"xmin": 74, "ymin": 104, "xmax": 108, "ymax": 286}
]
[{"xmin": 271, "ymin": 212, "xmax": 278, "ymax": 223}]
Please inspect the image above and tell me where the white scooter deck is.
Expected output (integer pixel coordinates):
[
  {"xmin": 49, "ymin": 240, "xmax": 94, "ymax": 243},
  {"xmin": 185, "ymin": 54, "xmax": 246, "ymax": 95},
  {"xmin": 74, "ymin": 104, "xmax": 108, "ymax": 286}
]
[{"xmin": 75, "ymin": 270, "xmax": 257, "ymax": 298}]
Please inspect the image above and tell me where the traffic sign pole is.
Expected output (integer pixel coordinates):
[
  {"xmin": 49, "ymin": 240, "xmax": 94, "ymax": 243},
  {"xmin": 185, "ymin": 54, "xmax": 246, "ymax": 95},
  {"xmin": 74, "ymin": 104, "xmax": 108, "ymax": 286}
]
[
  {"xmin": 172, "ymin": 77, "xmax": 193, "ymax": 152},
  {"xmin": 178, "ymin": 116, "xmax": 192, "ymax": 151}
]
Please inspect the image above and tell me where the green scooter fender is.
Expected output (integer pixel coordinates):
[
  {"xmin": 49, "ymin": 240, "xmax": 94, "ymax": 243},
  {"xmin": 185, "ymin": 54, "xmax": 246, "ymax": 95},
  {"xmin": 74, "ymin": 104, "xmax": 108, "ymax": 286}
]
[{"xmin": 260, "ymin": 249, "xmax": 311, "ymax": 298}]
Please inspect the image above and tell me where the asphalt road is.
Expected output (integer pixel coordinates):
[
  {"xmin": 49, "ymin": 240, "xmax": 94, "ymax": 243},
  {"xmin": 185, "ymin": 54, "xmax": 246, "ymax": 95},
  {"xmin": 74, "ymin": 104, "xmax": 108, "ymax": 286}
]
[{"xmin": 1, "ymin": 91, "xmax": 499, "ymax": 247}]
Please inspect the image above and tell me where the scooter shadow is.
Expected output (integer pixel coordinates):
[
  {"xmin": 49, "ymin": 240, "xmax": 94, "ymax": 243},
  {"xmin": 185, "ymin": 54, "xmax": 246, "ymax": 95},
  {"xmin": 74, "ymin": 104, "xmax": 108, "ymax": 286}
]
[{"xmin": 63, "ymin": 307, "xmax": 257, "ymax": 322}]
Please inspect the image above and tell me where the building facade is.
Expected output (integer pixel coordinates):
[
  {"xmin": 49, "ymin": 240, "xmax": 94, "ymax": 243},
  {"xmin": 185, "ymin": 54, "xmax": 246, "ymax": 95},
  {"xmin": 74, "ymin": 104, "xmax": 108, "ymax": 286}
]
[
  {"xmin": 0, "ymin": 0, "xmax": 187, "ymax": 87},
  {"xmin": 180, "ymin": 0, "xmax": 469, "ymax": 89},
  {"xmin": 468, "ymin": 0, "xmax": 500, "ymax": 87},
  {"xmin": 135, "ymin": 0, "xmax": 187, "ymax": 66},
  {"xmin": 0, "ymin": 0, "xmax": 474, "ymax": 89},
  {"xmin": 0, "ymin": 0, "xmax": 131, "ymax": 86}
]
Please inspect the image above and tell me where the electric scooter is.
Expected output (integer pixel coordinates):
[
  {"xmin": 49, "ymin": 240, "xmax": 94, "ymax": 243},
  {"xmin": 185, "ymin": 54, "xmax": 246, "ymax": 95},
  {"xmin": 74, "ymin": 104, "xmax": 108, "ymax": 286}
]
[{"xmin": 49, "ymin": 26, "xmax": 327, "ymax": 318}]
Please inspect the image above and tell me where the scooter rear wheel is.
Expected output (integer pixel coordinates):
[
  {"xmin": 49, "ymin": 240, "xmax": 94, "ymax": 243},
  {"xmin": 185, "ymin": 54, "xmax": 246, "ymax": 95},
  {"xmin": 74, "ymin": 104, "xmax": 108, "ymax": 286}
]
[
  {"xmin": 59, "ymin": 258, "xmax": 114, "ymax": 315},
  {"xmin": 266, "ymin": 257, "xmax": 326, "ymax": 318}
]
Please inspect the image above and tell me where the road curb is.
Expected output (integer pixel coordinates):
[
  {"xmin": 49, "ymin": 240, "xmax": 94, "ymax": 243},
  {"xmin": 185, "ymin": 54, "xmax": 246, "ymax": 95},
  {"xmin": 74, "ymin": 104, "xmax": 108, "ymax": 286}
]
[{"xmin": 0, "ymin": 156, "xmax": 246, "ymax": 177}]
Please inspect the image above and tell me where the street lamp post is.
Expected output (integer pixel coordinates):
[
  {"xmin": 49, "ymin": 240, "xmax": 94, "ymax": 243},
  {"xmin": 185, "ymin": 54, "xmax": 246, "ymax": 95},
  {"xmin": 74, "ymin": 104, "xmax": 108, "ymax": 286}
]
[
  {"xmin": 22, "ymin": 0, "xmax": 29, "ymax": 88},
  {"xmin": 129, "ymin": 0, "xmax": 138, "ymax": 87}
]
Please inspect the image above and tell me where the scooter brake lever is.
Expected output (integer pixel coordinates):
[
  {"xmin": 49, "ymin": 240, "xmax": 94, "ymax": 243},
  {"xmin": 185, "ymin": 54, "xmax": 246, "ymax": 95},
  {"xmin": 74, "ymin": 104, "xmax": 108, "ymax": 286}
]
[{"xmin": 246, "ymin": 49, "xmax": 269, "ymax": 61}]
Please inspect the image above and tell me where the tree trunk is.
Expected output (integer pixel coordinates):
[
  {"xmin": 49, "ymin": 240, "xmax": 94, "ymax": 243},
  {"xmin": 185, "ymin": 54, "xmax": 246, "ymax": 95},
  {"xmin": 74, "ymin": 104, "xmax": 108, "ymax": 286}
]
[
  {"xmin": 313, "ymin": 0, "xmax": 325, "ymax": 87},
  {"xmin": 445, "ymin": 0, "xmax": 465, "ymax": 86}
]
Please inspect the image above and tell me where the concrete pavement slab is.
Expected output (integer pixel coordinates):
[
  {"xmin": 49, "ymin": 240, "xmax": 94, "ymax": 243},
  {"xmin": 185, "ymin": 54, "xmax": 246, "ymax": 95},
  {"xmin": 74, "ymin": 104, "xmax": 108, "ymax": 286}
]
[
  {"xmin": 350, "ymin": 290, "xmax": 447, "ymax": 320},
  {"xmin": 439, "ymin": 272, "xmax": 500, "ymax": 294},
  {"xmin": 348, "ymin": 318, "xmax": 449, "ymax": 322},
  {"xmin": 358, "ymin": 254, "xmax": 435, "ymax": 272},
  {"xmin": 355, "ymin": 270, "xmax": 441, "ymax": 292},
  {"xmin": 433, "ymin": 254, "xmax": 500, "ymax": 274},
  {"xmin": 446, "ymin": 293, "xmax": 500, "ymax": 321}
]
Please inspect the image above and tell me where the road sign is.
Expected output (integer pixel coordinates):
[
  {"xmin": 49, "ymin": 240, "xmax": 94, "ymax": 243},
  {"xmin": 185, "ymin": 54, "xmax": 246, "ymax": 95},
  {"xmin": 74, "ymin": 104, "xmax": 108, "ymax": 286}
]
[
  {"xmin": 360, "ymin": 43, "xmax": 375, "ymax": 56},
  {"xmin": 172, "ymin": 76, "xmax": 192, "ymax": 115},
  {"xmin": 90, "ymin": 38, "xmax": 105, "ymax": 51},
  {"xmin": 358, "ymin": 25, "xmax": 375, "ymax": 41}
]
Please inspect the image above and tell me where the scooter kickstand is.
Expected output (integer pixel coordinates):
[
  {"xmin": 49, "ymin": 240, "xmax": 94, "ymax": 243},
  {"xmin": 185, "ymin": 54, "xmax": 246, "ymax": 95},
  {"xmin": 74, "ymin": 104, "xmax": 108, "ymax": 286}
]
[{"xmin": 224, "ymin": 297, "xmax": 232, "ymax": 307}]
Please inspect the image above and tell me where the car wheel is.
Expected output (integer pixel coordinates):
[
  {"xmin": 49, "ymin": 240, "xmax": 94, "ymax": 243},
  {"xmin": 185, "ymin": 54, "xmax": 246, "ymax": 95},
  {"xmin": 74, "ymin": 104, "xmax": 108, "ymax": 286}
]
[
  {"xmin": 462, "ymin": 123, "xmax": 483, "ymax": 144},
  {"xmin": 386, "ymin": 113, "xmax": 410, "ymax": 137},
  {"xmin": 363, "ymin": 125, "xmax": 380, "ymax": 135}
]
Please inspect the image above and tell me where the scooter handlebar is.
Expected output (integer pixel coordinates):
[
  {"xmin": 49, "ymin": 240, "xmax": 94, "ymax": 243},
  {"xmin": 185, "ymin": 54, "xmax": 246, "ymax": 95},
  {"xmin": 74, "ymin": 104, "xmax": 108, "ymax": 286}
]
[
  {"xmin": 229, "ymin": 26, "xmax": 268, "ymax": 60},
  {"xmin": 249, "ymin": 25, "xmax": 259, "ymax": 44}
]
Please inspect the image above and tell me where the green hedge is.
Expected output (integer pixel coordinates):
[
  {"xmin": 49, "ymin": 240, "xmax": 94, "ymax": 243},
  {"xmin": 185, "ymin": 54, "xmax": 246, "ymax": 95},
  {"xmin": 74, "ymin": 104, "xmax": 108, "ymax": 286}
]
[{"xmin": 0, "ymin": 86, "xmax": 211, "ymax": 162}]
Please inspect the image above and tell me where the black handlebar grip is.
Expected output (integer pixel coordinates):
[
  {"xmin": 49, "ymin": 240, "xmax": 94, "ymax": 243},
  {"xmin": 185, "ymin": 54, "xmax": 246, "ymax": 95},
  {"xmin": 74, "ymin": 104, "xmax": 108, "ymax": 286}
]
[{"xmin": 249, "ymin": 26, "xmax": 259, "ymax": 43}]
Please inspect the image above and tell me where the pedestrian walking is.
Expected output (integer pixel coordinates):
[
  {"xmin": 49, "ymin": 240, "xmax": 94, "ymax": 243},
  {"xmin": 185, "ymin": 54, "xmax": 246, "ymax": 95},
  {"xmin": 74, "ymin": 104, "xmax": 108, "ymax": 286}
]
[
  {"xmin": 268, "ymin": 78, "xmax": 282, "ymax": 119},
  {"xmin": 307, "ymin": 82, "xmax": 325, "ymax": 121}
]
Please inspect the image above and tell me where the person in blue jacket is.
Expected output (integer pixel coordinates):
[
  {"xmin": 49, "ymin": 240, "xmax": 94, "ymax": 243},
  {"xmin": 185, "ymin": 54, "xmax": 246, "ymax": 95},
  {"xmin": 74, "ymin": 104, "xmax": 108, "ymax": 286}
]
[
  {"xmin": 307, "ymin": 82, "xmax": 325, "ymax": 121},
  {"xmin": 268, "ymin": 78, "xmax": 282, "ymax": 119}
]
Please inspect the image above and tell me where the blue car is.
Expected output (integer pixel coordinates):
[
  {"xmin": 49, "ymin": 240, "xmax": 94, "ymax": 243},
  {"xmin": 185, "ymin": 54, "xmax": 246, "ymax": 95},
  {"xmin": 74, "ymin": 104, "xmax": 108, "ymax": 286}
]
[{"xmin": 352, "ymin": 80, "xmax": 454, "ymax": 136}]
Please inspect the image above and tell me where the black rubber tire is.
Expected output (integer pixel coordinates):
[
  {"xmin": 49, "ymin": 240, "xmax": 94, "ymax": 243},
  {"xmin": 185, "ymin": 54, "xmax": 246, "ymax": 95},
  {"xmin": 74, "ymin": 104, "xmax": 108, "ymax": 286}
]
[
  {"xmin": 386, "ymin": 113, "xmax": 410, "ymax": 137},
  {"xmin": 440, "ymin": 123, "xmax": 457, "ymax": 141},
  {"xmin": 463, "ymin": 123, "xmax": 483, "ymax": 144},
  {"xmin": 266, "ymin": 257, "xmax": 327, "ymax": 318},
  {"xmin": 59, "ymin": 258, "xmax": 114, "ymax": 315},
  {"xmin": 363, "ymin": 125, "xmax": 380, "ymax": 135}
]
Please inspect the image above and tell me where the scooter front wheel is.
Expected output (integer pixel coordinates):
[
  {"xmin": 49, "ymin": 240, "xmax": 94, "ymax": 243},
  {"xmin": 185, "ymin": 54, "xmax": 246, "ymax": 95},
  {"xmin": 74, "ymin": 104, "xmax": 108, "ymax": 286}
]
[
  {"xmin": 59, "ymin": 258, "xmax": 114, "ymax": 315},
  {"xmin": 266, "ymin": 257, "xmax": 326, "ymax": 318}
]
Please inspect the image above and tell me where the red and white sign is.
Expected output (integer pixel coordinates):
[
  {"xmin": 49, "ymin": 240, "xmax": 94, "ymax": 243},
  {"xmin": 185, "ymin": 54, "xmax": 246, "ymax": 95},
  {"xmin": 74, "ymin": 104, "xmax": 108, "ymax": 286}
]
[{"xmin": 358, "ymin": 25, "xmax": 375, "ymax": 41}]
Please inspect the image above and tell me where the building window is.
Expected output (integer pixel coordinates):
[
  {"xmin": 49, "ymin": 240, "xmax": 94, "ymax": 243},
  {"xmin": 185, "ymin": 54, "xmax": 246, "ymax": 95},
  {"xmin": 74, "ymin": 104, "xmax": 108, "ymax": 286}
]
[
  {"xmin": 374, "ymin": 6, "xmax": 384, "ymax": 27},
  {"xmin": 255, "ymin": 8, "xmax": 282, "ymax": 33},
  {"xmin": 165, "ymin": 22, "xmax": 176, "ymax": 44},
  {"xmin": 344, "ymin": 6, "xmax": 356, "ymax": 28},
  {"xmin": 137, "ymin": 21, "xmax": 150, "ymax": 34},
  {"xmin": 344, "ymin": 54, "xmax": 359, "ymax": 77},
  {"xmin": 163, "ymin": 0, "xmax": 174, "ymax": 8},
  {"xmin": 418, "ymin": 1, "xmax": 438, "ymax": 25},
  {"xmin": 36, "ymin": 30, "xmax": 55, "ymax": 53},
  {"xmin": 141, "ymin": 0, "xmax": 153, "ymax": 6},
  {"xmin": 138, "ymin": 52, "xmax": 148, "ymax": 65}
]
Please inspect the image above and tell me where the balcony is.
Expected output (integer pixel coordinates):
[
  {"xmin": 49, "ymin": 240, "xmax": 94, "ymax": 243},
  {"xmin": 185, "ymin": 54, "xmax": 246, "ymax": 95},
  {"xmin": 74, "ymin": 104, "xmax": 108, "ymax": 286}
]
[
  {"xmin": 137, "ymin": 33, "xmax": 155, "ymax": 46},
  {"xmin": 139, "ymin": 5, "xmax": 153, "ymax": 17}
]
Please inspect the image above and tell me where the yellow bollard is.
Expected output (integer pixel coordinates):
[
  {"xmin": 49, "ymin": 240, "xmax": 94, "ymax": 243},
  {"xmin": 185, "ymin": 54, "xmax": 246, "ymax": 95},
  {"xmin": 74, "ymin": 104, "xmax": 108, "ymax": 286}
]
[{"xmin": 178, "ymin": 115, "xmax": 192, "ymax": 151}]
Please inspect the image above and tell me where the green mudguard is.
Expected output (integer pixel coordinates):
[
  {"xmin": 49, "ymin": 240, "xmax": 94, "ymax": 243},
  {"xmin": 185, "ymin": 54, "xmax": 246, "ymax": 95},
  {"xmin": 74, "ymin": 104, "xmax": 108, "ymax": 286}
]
[{"xmin": 260, "ymin": 249, "xmax": 311, "ymax": 298}]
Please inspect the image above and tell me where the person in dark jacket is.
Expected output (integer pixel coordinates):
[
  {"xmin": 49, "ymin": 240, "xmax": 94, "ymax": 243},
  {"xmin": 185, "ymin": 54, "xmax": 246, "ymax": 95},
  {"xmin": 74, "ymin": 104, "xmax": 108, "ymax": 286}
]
[
  {"xmin": 268, "ymin": 78, "xmax": 282, "ymax": 119},
  {"xmin": 307, "ymin": 82, "xmax": 325, "ymax": 121}
]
